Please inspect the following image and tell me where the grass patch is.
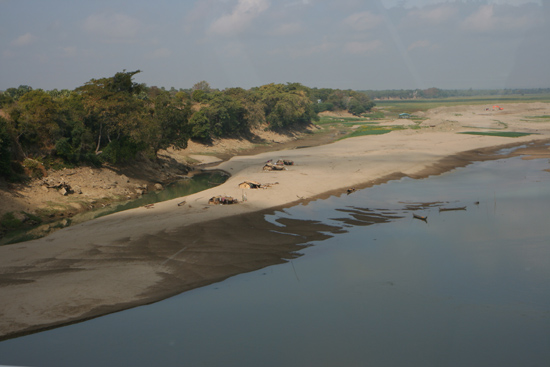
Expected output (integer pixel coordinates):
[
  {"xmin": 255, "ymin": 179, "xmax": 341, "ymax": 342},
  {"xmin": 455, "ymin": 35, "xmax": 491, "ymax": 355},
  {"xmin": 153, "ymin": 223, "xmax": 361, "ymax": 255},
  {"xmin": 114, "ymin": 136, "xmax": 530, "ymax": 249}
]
[
  {"xmin": 4, "ymin": 233, "xmax": 41, "ymax": 245},
  {"xmin": 412, "ymin": 117, "xmax": 428, "ymax": 122},
  {"xmin": 345, "ymin": 129, "xmax": 393, "ymax": 138},
  {"xmin": 459, "ymin": 131, "xmax": 535, "ymax": 138},
  {"xmin": 317, "ymin": 115, "xmax": 366, "ymax": 124},
  {"xmin": 462, "ymin": 126, "xmax": 505, "ymax": 130},
  {"xmin": 366, "ymin": 111, "xmax": 385, "ymax": 119},
  {"xmin": 521, "ymin": 115, "xmax": 550, "ymax": 122},
  {"xmin": 339, "ymin": 121, "xmax": 379, "ymax": 127},
  {"xmin": 341, "ymin": 126, "xmax": 403, "ymax": 139}
]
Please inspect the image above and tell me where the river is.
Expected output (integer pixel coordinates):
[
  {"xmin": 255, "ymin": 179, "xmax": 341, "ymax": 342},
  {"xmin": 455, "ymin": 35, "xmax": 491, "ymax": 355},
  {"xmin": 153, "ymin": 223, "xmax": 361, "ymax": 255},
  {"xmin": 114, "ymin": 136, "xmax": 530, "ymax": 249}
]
[{"xmin": 0, "ymin": 155, "xmax": 549, "ymax": 367}]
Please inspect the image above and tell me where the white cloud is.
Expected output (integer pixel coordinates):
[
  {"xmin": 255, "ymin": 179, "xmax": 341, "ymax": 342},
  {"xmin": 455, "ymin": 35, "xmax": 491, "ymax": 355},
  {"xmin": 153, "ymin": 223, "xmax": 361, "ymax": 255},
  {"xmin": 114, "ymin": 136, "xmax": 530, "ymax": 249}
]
[
  {"xmin": 60, "ymin": 46, "xmax": 77, "ymax": 58},
  {"xmin": 343, "ymin": 40, "xmax": 382, "ymax": 54},
  {"xmin": 344, "ymin": 12, "xmax": 383, "ymax": 31},
  {"xmin": 382, "ymin": 0, "xmax": 542, "ymax": 8},
  {"xmin": 12, "ymin": 32, "xmax": 37, "ymax": 46},
  {"xmin": 274, "ymin": 41, "xmax": 334, "ymax": 58},
  {"xmin": 461, "ymin": 5, "xmax": 541, "ymax": 33},
  {"xmin": 83, "ymin": 13, "xmax": 141, "ymax": 41},
  {"xmin": 2, "ymin": 49, "xmax": 16, "ymax": 59},
  {"xmin": 489, "ymin": 0, "xmax": 542, "ymax": 4},
  {"xmin": 407, "ymin": 39, "xmax": 435, "ymax": 51},
  {"xmin": 270, "ymin": 22, "xmax": 303, "ymax": 36},
  {"xmin": 285, "ymin": 0, "xmax": 311, "ymax": 7},
  {"xmin": 406, "ymin": 5, "xmax": 457, "ymax": 24},
  {"xmin": 209, "ymin": 0, "xmax": 270, "ymax": 35},
  {"xmin": 147, "ymin": 48, "xmax": 172, "ymax": 59}
]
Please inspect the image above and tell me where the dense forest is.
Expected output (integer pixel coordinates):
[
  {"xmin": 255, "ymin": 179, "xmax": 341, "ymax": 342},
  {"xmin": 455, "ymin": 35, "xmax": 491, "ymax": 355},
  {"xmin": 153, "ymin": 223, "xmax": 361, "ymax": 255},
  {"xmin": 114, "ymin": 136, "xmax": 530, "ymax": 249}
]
[{"xmin": 0, "ymin": 70, "xmax": 375, "ymax": 181}]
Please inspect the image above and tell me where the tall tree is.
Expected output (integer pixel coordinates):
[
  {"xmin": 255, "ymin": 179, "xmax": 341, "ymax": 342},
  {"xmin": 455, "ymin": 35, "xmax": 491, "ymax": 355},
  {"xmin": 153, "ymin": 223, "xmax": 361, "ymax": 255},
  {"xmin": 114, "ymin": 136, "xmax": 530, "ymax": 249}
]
[
  {"xmin": 8, "ymin": 89, "xmax": 61, "ymax": 157},
  {"xmin": 76, "ymin": 70, "xmax": 146, "ymax": 158}
]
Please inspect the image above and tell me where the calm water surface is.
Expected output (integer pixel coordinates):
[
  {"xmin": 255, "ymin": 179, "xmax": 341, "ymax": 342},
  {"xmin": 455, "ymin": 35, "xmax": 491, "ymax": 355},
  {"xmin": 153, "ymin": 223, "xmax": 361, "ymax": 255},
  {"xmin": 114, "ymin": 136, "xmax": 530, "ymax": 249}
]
[{"xmin": 1, "ymin": 156, "xmax": 549, "ymax": 367}]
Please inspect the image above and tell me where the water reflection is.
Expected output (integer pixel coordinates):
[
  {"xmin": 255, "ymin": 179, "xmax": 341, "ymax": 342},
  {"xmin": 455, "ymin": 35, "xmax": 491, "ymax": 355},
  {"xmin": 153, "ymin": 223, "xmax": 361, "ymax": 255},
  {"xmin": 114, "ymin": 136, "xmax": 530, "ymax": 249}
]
[{"xmin": 1, "ymin": 157, "xmax": 549, "ymax": 367}]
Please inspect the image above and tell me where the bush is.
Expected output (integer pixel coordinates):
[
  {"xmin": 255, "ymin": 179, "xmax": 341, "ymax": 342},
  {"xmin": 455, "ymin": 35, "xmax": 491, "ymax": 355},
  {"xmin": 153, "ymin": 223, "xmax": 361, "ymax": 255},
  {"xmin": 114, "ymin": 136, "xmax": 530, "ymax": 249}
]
[
  {"xmin": 313, "ymin": 102, "xmax": 334, "ymax": 113},
  {"xmin": 0, "ymin": 118, "xmax": 14, "ymax": 179},
  {"xmin": 100, "ymin": 138, "xmax": 146, "ymax": 164},
  {"xmin": 55, "ymin": 137, "xmax": 75, "ymax": 162},
  {"xmin": 22, "ymin": 158, "xmax": 46, "ymax": 179},
  {"xmin": 0, "ymin": 212, "xmax": 22, "ymax": 231}
]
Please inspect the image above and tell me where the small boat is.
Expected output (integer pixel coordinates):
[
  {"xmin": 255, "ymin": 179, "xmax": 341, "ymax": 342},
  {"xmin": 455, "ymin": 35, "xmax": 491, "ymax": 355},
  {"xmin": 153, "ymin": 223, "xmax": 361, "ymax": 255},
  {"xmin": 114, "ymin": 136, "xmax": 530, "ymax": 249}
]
[
  {"xmin": 413, "ymin": 213, "xmax": 428, "ymax": 222},
  {"xmin": 438, "ymin": 206, "xmax": 466, "ymax": 212}
]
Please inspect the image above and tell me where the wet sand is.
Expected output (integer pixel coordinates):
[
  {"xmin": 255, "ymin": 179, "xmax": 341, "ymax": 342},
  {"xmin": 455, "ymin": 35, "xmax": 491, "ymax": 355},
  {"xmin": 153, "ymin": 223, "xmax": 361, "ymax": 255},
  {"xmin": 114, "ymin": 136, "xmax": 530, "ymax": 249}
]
[{"xmin": 1, "ymin": 103, "xmax": 550, "ymax": 340}]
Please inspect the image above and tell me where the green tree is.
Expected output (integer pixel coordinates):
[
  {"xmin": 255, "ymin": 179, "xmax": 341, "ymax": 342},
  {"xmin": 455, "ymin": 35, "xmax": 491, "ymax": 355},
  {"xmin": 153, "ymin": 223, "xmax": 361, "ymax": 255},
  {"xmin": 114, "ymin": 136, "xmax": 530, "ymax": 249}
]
[
  {"xmin": 188, "ymin": 110, "xmax": 211, "ymax": 141},
  {"xmin": 225, "ymin": 87, "xmax": 265, "ymax": 128},
  {"xmin": 189, "ymin": 94, "xmax": 247, "ymax": 140},
  {"xmin": 0, "ymin": 92, "xmax": 14, "ymax": 108},
  {"xmin": 4, "ymin": 85, "xmax": 33, "ymax": 100},
  {"xmin": 52, "ymin": 92, "xmax": 97, "ymax": 164},
  {"xmin": 192, "ymin": 80, "xmax": 212, "ymax": 92},
  {"xmin": 256, "ymin": 83, "xmax": 317, "ymax": 129},
  {"xmin": 148, "ymin": 99, "xmax": 192, "ymax": 152},
  {"xmin": 76, "ymin": 70, "xmax": 147, "ymax": 160},
  {"xmin": 0, "ymin": 116, "xmax": 16, "ymax": 179},
  {"xmin": 9, "ymin": 89, "xmax": 61, "ymax": 157}
]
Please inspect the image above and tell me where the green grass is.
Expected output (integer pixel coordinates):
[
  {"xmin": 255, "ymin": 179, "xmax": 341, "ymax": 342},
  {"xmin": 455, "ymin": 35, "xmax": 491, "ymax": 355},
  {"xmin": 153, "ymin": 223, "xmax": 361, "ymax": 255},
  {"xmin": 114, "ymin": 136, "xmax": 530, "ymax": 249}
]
[
  {"xmin": 317, "ymin": 115, "xmax": 367, "ymax": 124},
  {"xmin": 340, "ymin": 126, "xmax": 404, "ymax": 139},
  {"xmin": 339, "ymin": 121, "xmax": 379, "ymax": 127},
  {"xmin": 345, "ymin": 129, "xmax": 393, "ymax": 138},
  {"xmin": 521, "ymin": 115, "xmax": 550, "ymax": 122},
  {"xmin": 366, "ymin": 111, "xmax": 385, "ymax": 119},
  {"xmin": 459, "ymin": 131, "xmax": 535, "ymax": 138}
]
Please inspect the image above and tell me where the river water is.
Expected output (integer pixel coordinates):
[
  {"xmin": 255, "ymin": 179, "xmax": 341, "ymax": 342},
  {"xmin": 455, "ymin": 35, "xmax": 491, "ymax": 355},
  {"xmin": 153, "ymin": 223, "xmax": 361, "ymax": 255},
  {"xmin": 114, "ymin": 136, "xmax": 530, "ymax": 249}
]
[{"xmin": 1, "ymin": 155, "xmax": 549, "ymax": 367}]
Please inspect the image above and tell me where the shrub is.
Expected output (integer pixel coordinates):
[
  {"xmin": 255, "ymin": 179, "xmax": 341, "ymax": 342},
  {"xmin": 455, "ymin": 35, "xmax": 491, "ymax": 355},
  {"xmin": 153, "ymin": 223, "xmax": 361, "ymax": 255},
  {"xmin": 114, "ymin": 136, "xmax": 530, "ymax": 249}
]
[
  {"xmin": 0, "ymin": 212, "xmax": 22, "ymax": 231},
  {"xmin": 101, "ymin": 138, "xmax": 146, "ymax": 164},
  {"xmin": 22, "ymin": 158, "xmax": 47, "ymax": 179}
]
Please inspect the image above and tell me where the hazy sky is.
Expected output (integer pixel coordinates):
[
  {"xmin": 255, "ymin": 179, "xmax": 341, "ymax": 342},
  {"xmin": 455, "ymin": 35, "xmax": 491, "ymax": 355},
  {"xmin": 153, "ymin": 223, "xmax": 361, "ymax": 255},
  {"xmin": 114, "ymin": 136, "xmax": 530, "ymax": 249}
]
[{"xmin": 1, "ymin": 0, "xmax": 548, "ymax": 91}]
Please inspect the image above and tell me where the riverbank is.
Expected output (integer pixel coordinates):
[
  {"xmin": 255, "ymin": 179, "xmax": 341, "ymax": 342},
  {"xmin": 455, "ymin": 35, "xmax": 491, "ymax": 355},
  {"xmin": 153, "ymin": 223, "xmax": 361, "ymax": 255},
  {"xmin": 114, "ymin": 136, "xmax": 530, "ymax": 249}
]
[
  {"xmin": 0, "ymin": 124, "xmax": 324, "ymax": 242},
  {"xmin": 1, "ymin": 103, "xmax": 550, "ymax": 340}
]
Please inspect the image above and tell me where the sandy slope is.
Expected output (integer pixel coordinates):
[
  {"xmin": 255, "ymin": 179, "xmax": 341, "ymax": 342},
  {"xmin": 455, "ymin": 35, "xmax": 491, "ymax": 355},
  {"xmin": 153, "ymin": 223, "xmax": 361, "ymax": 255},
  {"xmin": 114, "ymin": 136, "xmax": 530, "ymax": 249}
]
[{"xmin": 1, "ymin": 103, "xmax": 550, "ymax": 340}]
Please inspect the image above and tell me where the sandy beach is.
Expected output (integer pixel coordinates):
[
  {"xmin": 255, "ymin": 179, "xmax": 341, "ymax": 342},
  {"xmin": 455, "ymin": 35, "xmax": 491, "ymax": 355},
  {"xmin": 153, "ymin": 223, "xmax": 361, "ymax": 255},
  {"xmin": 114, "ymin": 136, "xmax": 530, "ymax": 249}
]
[{"xmin": 1, "ymin": 103, "xmax": 550, "ymax": 340}]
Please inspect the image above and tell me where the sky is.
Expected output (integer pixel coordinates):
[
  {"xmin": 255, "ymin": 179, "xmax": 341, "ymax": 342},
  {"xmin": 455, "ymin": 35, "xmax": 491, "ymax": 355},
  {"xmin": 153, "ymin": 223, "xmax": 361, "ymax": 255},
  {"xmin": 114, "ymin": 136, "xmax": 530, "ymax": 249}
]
[{"xmin": 1, "ymin": 0, "xmax": 548, "ymax": 91}]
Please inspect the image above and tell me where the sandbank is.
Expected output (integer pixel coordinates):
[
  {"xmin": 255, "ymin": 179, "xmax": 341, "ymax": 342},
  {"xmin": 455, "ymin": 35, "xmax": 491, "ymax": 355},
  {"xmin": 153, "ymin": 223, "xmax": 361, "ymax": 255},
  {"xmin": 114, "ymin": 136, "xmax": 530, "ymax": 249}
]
[{"xmin": 1, "ymin": 103, "xmax": 550, "ymax": 340}]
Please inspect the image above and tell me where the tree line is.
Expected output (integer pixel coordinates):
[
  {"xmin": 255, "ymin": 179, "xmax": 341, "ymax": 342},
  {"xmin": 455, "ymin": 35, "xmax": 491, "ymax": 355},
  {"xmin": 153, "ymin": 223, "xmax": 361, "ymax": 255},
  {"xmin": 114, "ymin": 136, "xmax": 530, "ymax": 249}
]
[{"xmin": 0, "ymin": 70, "xmax": 375, "ymax": 180}]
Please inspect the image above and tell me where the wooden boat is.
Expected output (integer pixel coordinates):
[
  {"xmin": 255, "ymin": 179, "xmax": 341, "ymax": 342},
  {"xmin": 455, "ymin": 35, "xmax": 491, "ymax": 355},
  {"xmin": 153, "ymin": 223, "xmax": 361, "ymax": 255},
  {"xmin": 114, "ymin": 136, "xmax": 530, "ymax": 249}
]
[
  {"xmin": 413, "ymin": 213, "xmax": 428, "ymax": 222},
  {"xmin": 438, "ymin": 206, "xmax": 466, "ymax": 212}
]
